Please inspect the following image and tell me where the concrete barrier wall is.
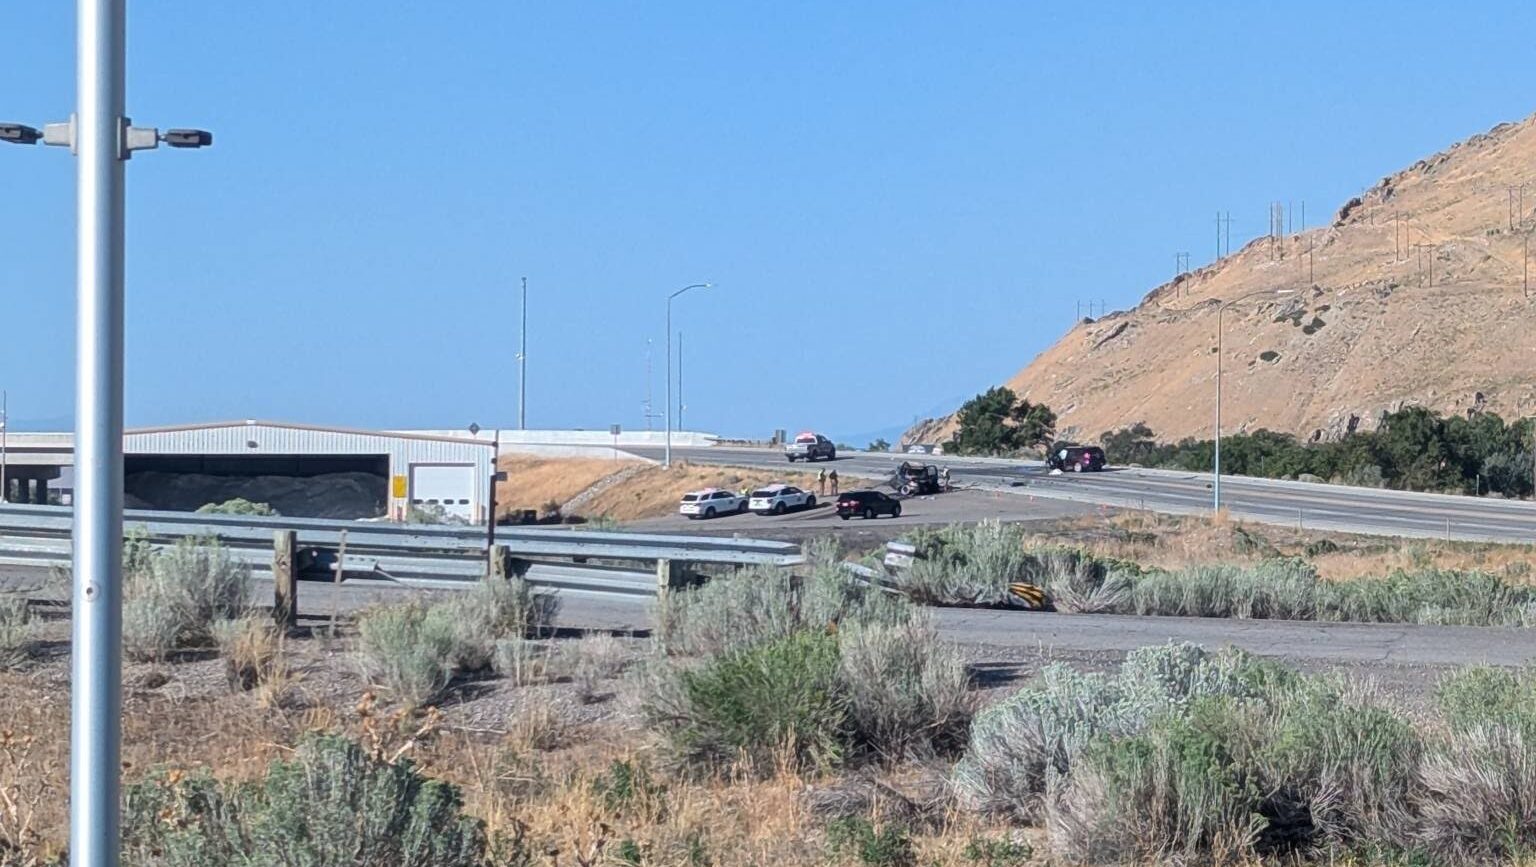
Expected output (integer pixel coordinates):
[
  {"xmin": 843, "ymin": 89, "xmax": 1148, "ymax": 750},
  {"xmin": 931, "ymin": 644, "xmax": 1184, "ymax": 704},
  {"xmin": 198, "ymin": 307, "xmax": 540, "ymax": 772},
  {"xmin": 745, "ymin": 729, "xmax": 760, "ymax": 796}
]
[{"xmin": 399, "ymin": 429, "xmax": 720, "ymax": 450}]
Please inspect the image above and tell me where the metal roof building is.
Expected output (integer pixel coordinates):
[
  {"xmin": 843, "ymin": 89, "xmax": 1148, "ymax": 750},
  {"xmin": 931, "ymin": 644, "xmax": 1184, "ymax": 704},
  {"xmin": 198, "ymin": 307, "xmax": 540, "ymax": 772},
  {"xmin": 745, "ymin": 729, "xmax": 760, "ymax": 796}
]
[{"xmin": 123, "ymin": 421, "xmax": 494, "ymax": 521}]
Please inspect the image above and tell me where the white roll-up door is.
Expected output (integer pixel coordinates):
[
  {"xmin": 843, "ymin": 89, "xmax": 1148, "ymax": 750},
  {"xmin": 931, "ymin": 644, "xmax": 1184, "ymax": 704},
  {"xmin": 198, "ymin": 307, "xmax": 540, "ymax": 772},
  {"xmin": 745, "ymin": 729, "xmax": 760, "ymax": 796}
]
[{"xmin": 409, "ymin": 463, "xmax": 476, "ymax": 520}]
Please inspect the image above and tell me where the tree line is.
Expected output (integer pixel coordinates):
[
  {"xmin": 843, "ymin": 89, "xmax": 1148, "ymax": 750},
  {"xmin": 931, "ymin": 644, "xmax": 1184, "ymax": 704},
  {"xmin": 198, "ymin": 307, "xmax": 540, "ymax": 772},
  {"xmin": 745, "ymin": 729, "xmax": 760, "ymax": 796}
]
[
  {"xmin": 942, "ymin": 385, "xmax": 1535, "ymax": 498},
  {"xmin": 1100, "ymin": 407, "xmax": 1536, "ymax": 498}
]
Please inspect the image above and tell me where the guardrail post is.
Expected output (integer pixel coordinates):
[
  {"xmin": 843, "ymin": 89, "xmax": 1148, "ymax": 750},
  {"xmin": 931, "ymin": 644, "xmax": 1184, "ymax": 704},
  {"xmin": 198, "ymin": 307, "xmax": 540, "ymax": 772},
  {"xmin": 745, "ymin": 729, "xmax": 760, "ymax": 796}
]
[
  {"xmin": 656, "ymin": 558, "xmax": 680, "ymax": 597},
  {"xmin": 273, "ymin": 530, "xmax": 297, "ymax": 629},
  {"xmin": 487, "ymin": 544, "xmax": 510, "ymax": 581}
]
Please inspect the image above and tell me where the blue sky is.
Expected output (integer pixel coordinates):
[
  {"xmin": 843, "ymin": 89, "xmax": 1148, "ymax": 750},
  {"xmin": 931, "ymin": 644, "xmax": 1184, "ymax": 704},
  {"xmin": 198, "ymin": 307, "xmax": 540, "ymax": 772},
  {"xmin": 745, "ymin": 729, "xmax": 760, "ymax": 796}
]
[{"xmin": 4, "ymin": 3, "xmax": 1536, "ymax": 442}]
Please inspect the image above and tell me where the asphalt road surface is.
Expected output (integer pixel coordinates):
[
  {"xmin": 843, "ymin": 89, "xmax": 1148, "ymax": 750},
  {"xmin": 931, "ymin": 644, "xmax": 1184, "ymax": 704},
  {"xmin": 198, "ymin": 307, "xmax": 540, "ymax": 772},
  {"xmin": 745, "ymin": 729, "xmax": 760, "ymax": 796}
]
[
  {"xmin": 8, "ymin": 566, "xmax": 1535, "ymax": 669},
  {"xmin": 632, "ymin": 446, "xmax": 1536, "ymax": 544}
]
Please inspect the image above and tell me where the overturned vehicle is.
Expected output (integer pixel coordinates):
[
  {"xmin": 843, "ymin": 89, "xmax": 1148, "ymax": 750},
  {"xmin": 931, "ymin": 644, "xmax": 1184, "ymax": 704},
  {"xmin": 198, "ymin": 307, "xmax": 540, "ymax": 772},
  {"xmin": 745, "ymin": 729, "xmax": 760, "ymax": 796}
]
[{"xmin": 892, "ymin": 461, "xmax": 945, "ymax": 496}]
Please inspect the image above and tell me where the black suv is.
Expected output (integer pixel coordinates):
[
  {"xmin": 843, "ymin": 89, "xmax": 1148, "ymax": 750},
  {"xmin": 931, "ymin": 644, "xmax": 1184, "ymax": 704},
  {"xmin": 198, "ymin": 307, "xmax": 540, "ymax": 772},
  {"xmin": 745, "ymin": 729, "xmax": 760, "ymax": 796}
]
[
  {"xmin": 1047, "ymin": 443, "xmax": 1107, "ymax": 473},
  {"xmin": 836, "ymin": 490, "xmax": 902, "ymax": 520}
]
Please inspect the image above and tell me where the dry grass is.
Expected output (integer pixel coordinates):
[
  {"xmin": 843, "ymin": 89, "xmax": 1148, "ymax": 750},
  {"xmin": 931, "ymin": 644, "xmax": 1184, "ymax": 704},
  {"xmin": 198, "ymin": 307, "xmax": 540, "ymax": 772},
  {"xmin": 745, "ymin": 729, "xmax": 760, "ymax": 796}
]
[
  {"xmin": 1033, "ymin": 509, "xmax": 1536, "ymax": 582},
  {"xmin": 574, "ymin": 460, "xmax": 830, "ymax": 521},
  {"xmin": 496, "ymin": 455, "xmax": 643, "ymax": 518},
  {"xmin": 496, "ymin": 455, "xmax": 833, "ymax": 522}
]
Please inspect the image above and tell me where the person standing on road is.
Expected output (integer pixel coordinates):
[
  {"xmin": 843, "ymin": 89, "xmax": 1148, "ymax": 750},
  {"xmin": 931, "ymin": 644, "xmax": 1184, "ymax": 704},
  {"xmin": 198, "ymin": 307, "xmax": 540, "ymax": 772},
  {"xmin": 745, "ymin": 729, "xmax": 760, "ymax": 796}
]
[
  {"xmin": 817, "ymin": 467, "xmax": 827, "ymax": 495},
  {"xmin": 940, "ymin": 466, "xmax": 951, "ymax": 492},
  {"xmin": 829, "ymin": 469, "xmax": 839, "ymax": 497}
]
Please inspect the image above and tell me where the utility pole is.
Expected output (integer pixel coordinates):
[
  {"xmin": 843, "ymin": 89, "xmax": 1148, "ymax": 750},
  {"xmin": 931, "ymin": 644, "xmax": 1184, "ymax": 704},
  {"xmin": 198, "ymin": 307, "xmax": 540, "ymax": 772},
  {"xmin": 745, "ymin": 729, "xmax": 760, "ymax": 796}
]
[
  {"xmin": 642, "ymin": 339, "xmax": 657, "ymax": 430},
  {"xmin": 1524, "ymin": 229, "xmax": 1529, "ymax": 298},
  {"xmin": 517, "ymin": 276, "xmax": 527, "ymax": 430},
  {"xmin": 1215, "ymin": 211, "xmax": 1221, "ymax": 260},
  {"xmin": 1221, "ymin": 211, "xmax": 1233, "ymax": 257}
]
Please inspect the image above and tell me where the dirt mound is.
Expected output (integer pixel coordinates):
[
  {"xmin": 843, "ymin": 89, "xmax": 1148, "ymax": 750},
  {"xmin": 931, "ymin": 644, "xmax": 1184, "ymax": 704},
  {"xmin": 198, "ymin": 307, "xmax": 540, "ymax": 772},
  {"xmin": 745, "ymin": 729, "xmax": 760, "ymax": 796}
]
[
  {"xmin": 125, "ymin": 471, "xmax": 387, "ymax": 519},
  {"xmin": 909, "ymin": 111, "xmax": 1536, "ymax": 445}
]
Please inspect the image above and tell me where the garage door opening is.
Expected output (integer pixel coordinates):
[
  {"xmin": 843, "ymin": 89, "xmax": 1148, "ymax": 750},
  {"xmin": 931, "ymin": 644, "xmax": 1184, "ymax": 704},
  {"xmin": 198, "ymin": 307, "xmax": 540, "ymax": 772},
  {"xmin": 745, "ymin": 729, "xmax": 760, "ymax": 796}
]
[{"xmin": 124, "ymin": 453, "xmax": 389, "ymax": 519}]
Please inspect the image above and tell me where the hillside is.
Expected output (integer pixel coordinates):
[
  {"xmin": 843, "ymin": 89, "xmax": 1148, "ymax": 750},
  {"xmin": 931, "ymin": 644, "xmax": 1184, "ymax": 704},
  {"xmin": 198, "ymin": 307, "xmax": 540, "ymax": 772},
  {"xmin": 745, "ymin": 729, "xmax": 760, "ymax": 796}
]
[{"xmin": 909, "ymin": 112, "xmax": 1536, "ymax": 446}]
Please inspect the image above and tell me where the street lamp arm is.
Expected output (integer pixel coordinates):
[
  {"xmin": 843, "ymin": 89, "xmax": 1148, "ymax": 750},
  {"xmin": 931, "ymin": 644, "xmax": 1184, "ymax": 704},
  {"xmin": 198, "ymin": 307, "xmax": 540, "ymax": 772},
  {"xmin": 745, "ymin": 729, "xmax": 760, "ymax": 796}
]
[{"xmin": 669, "ymin": 282, "xmax": 712, "ymax": 301}]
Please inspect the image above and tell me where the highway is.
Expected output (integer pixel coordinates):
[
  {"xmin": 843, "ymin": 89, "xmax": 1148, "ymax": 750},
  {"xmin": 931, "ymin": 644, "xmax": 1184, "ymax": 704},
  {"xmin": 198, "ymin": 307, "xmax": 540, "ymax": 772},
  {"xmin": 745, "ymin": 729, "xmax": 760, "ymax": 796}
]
[{"xmin": 633, "ymin": 446, "xmax": 1536, "ymax": 544}]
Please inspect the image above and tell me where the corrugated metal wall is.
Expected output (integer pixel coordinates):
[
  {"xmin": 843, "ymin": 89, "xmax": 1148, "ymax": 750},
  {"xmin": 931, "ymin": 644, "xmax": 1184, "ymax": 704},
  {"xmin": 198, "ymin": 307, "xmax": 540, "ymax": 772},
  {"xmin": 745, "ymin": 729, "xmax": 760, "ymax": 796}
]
[{"xmin": 123, "ymin": 422, "xmax": 492, "ymax": 521}]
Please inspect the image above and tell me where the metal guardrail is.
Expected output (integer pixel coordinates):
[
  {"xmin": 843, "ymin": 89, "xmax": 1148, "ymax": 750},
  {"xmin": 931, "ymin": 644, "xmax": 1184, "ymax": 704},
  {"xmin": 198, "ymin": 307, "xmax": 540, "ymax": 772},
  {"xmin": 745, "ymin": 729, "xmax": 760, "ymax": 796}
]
[{"xmin": 0, "ymin": 503, "xmax": 802, "ymax": 597}]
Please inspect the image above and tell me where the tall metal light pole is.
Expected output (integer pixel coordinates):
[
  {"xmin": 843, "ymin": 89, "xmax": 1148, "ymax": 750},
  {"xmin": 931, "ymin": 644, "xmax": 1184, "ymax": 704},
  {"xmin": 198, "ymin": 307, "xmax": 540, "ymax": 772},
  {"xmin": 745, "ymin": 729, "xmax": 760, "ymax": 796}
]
[
  {"xmin": 4, "ymin": 5, "xmax": 211, "ymax": 863},
  {"xmin": 1, "ymin": 390, "xmax": 8, "ymax": 504},
  {"xmin": 518, "ymin": 276, "xmax": 527, "ymax": 430},
  {"xmin": 665, "ymin": 283, "xmax": 710, "ymax": 468},
  {"xmin": 1214, "ymin": 287, "xmax": 1293, "ymax": 512},
  {"xmin": 677, "ymin": 330, "xmax": 684, "ymax": 431}
]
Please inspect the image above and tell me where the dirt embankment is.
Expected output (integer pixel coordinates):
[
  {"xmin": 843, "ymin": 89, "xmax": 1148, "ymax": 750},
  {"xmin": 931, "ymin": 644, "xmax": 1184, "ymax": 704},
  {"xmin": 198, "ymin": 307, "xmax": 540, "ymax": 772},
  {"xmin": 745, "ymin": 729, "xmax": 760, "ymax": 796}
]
[
  {"xmin": 910, "ymin": 111, "xmax": 1536, "ymax": 446},
  {"xmin": 496, "ymin": 455, "xmax": 832, "ymax": 522}
]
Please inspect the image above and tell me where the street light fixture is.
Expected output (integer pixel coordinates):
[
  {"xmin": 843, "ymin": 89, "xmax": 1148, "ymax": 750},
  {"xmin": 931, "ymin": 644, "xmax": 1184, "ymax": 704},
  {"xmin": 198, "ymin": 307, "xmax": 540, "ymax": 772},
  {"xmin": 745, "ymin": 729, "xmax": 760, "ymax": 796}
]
[
  {"xmin": 1213, "ymin": 287, "xmax": 1294, "ymax": 513},
  {"xmin": 665, "ymin": 282, "xmax": 711, "ymax": 468},
  {"xmin": 5, "ymin": 3, "xmax": 212, "ymax": 864}
]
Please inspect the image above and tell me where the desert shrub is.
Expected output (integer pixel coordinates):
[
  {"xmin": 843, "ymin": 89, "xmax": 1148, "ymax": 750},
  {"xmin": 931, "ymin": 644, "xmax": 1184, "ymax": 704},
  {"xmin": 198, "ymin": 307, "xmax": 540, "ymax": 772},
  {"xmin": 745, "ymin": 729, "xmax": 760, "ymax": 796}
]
[
  {"xmin": 658, "ymin": 564, "xmax": 909, "ymax": 657},
  {"xmin": 1319, "ymin": 568, "xmax": 1536, "ymax": 627},
  {"xmin": 900, "ymin": 522, "xmax": 1131, "ymax": 610},
  {"xmin": 1125, "ymin": 559, "xmax": 1319, "ymax": 620},
  {"xmin": 490, "ymin": 637, "xmax": 547, "ymax": 687},
  {"xmin": 961, "ymin": 836, "xmax": 1032, "ymax": 865},
  {"xmin": 123, "ymin": 536, "xmax": 252, "ymax": 661},
  {"xmin": 1036, "ymin": 547, "xmax": 1133, "ymax": 614},
  {"xmin": 555, "ymin": 633, "xmax": 629, "ymax": 703},
  {"xmin": 591, "ymin": 759, "xmax": 668, "ymax": 817},
  {"xmin": 645, "ymin": 631, "xmax": 848, "ymax": 775},
  {"xmin": 211, "ymin": 616, "xmax": 290, "ymax": 703},
  {"xmin": 439, "ymin": 578, "xmax": 555, "ymax": 670},
  {"xmin": 836, "ymin": 616, "xmax": 973, "ymax": 759},
  {"xmin": 1419, "ymin": 723, "xmax": 1536, "ymax": 863},
  {"xmin": 122, "ymin": 732, "xmax": 486, "ymax": 866},
  {"xmin": 1048, "ymin": 677, "xmax": 1422, "ymax": 863},
  {"xmin": 1435, "ymin": 666, "xmax": 1536, "ymax": 731},
  {"xmin": 951, "ymin": 643, "xmax": 1287, "ymax": 818},
  {"xmin": 0, "ymin": 596, "xmax": 35, "ymax": 670},
  {"xmin": 825, "ymin": 816, "xmax": 916, "ymax": 867},
  {"xmin": 356, "ymin": 601, "xmax": 462, "ymax": 707},
  {"xmin": 196, "ymin": 497, "xmax": 278, "ymax": 516}
]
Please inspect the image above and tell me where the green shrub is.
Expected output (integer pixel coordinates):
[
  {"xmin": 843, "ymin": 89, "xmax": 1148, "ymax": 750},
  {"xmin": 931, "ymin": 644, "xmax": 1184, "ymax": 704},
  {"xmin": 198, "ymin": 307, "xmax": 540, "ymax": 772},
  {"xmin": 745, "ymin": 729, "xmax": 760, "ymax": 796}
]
[
  {"xmin": 592, "ymin": 759, "xmax": 667, "ymax": 815},
  {"xmin": 646, "ymin": 631, "xmax": 847, "ymax": 775},
  {"xmin": 836, "ymin": 616, "xmax": 973, "ymax": 759},
  {"xmin": 440, "ymin": 578, "xmax": 555, "ymax": 670},
  {"xmin": 824, "ymin": 816, "xmax": 915, "ymax": 867},
  {"xmin": 961, "ymin": 836, "xmax": 1032, "ymax": 865},
  {"xmin": 123, "ymin": 536, "xmax": 252, "ymax": 662},
  {"xmin": 0, "ymin": 595, "xmax": 34, "ymax": 670},
  {"xmin": 1434, "ymin": 665, "xmax": 1536, "ymax": 732},
  {"xmin": 196, "ymin": 497, "xmax": 278, "ymax": 516},
  {"xmin": 122, "ymin": 732, "xmax": 487, "ymax": 866},
  {"xmin": 356, "ymin": 601, "xmax": 462, "ymax": 707}
]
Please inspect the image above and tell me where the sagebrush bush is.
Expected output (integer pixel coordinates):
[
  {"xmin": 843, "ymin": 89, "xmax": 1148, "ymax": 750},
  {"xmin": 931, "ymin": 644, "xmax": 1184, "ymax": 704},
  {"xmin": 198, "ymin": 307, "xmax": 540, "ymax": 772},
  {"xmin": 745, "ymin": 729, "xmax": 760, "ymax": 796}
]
[
  {"xmin": 196, "ymin": 497, "xmax": 278, "ymax": 516},
  {"xmin": 439, "ymin": 578, "xmax": 555, "ymax": 671},
  {"xmin": 0, "ymin": 595, "xmax": 34, "ymax": 670},
  {"xmin": 898, "ymin": 523, "xmax": 1136, "ymax": 611},
  {"xmin": 122, "ymin": 732, "xmax": 487, "ymax": 866},
  {"xmin": 123, "ymin": 536, "xmax": 252, "ymax": 661},
  {"xmin": 836, "ymin": 616, "xmax": 973, "ymax": 759},
  {"xmin": 356, "ymin": 601, "xmax": 462, "ymax": 707},
  {"xmin": 658, "ymin": 564, "xmax": 909, "ymax": 657},
  {"xmin": 952, "ymin": 643, "xmax": 1286, "ymax": 818},
  {"xmin": 1125, "ymin": 559, "xmax": 1319, "ymax": 620},
  {"xmin": 646, "ymin": 631, "xmax": 848, "ymax": 775}
]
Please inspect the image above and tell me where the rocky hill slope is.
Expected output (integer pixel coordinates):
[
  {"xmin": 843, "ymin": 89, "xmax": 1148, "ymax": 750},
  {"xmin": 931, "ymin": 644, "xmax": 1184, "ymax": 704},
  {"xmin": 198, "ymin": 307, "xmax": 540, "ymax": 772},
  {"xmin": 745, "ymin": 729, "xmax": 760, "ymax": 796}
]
[{"xmin": 909, "ymin": 112, "xmax": 1536, "ymax": 446}]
